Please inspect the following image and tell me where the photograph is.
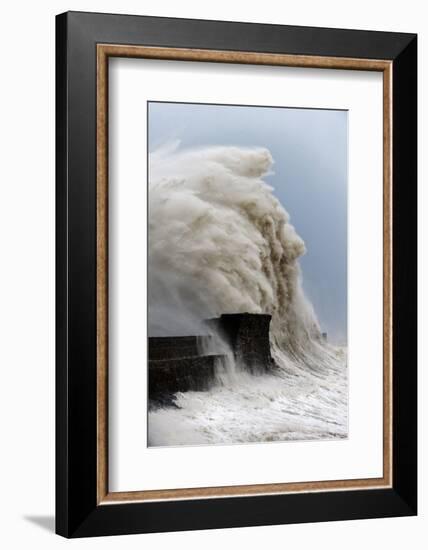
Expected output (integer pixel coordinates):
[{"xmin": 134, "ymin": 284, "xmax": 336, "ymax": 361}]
[{"xmin": 147, "ymin": 101, "xmax": 348, "ymax": 447}]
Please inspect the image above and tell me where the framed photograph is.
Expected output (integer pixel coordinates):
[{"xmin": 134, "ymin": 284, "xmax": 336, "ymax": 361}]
[{"xmin": 56, "ymin": 11, "xmax": 417, "ymax": 537}]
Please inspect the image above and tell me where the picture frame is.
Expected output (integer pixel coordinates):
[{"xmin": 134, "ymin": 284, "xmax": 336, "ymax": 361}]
[{"xmin": 56, "ymin": 11, "xmax": 417, "ymax": 538}]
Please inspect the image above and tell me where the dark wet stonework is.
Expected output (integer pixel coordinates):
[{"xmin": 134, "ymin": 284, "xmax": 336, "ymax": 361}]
[{"xmin": 148, "ymin": 313, "xmax": 275, "ymax": 406}]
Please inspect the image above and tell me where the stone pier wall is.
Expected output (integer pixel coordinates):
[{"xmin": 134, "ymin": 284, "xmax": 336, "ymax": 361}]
[
  {"xmin": 205, "ymin": 313, "xmax": 274, "ymax": 373},
  {"xmin": 148, "ymin": 313, "xmax": 274, "ymax": 401}
]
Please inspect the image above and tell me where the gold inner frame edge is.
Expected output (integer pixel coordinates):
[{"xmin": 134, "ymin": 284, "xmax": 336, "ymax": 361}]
[{"xmin": 96, "ymin": 44, "xmax": 393, "ymax": 505}]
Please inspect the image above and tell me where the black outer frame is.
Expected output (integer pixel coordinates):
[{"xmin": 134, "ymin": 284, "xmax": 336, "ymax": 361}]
[{"xmin": 56, "ymin": 11, "xmax": 417, "ymax": 538}]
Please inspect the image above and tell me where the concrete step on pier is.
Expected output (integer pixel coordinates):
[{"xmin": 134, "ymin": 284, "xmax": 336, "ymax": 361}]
[
  {"xmin": 149, "ymin": 354, "xmax": 226, "ymax": 395},
  {"xmin": 148, "ymin": 335, "xmax": 212, "ymax": 361}
]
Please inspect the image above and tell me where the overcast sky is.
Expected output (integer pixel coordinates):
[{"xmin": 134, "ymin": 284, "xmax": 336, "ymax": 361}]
[{"xmin": 148, "ymin": 102, "xmax": 348, "ymax": 343}]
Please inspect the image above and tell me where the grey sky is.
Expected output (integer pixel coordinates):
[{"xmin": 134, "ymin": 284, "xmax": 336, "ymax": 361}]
[{"xmin": 148, "ymin": 102, "xmax": 348, "ymax": 343}]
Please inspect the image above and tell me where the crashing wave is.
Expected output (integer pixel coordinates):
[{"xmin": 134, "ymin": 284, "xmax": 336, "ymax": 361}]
[{"xmin": 148, "ymin": 143, "xmax": 347, "ymax": 445}]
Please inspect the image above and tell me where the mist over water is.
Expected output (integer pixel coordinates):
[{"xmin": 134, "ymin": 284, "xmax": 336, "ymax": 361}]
[{"xmin": 148, "ymin": 144, "xmax": 348, "ymax": 446}]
